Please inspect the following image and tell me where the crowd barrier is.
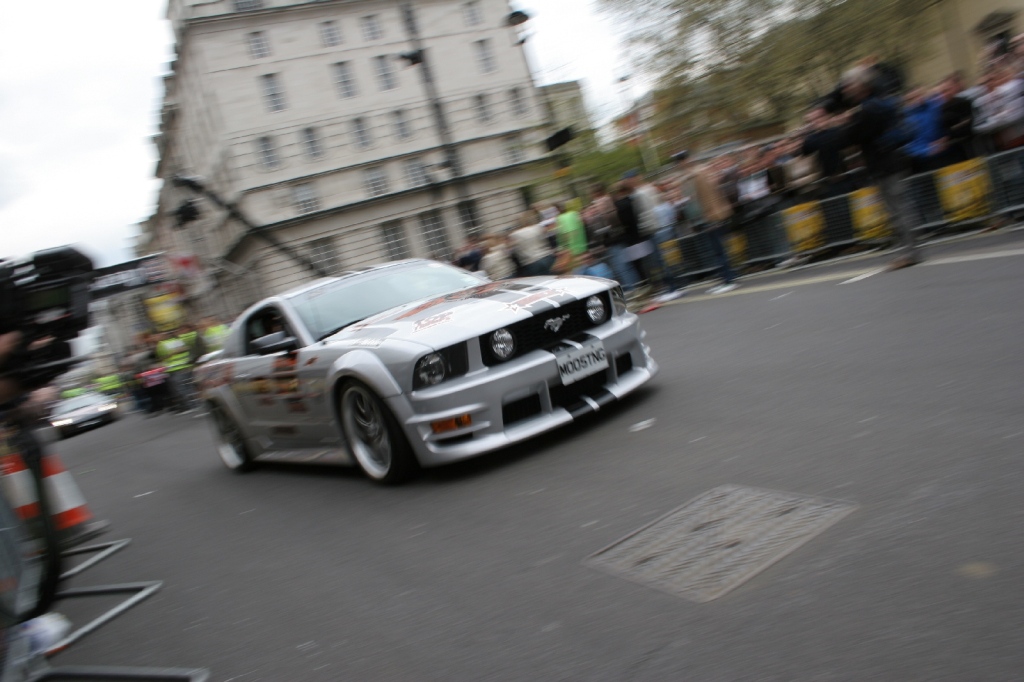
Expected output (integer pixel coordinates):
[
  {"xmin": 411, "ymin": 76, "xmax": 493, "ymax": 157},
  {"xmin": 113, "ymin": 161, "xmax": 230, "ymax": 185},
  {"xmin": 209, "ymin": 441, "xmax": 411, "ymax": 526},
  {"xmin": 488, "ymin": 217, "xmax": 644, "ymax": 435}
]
[{"xmin": 654, "ymin": 149, "xmax": 1022, "ymax": 279}]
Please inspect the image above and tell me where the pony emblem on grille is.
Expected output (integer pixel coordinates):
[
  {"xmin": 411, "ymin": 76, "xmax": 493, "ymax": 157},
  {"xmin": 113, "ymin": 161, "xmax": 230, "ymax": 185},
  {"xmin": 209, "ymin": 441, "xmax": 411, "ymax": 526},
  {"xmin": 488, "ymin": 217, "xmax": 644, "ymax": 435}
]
[{"xmin": 544, "ymin": 313, "xmax": 571, "ymax": 333}]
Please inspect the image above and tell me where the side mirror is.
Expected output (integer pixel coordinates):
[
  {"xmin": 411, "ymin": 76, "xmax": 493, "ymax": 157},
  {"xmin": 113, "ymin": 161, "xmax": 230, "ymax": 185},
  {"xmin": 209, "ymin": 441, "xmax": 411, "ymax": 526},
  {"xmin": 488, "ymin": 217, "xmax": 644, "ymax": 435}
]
[{"xmin": 251, "ymin": 331, "xmax": 298, "ymax": 355}]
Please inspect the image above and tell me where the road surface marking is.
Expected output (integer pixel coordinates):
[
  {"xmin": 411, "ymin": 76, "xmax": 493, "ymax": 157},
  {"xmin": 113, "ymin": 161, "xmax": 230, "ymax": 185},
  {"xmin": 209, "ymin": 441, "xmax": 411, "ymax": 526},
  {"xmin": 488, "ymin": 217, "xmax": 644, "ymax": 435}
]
[
  {"xmin": 923, "ymin": 247, "xmax": 1024, "ymax": 266},
  {"xmin": 839, "ymin": 268, "xmax": 886, "ymax": 285}
]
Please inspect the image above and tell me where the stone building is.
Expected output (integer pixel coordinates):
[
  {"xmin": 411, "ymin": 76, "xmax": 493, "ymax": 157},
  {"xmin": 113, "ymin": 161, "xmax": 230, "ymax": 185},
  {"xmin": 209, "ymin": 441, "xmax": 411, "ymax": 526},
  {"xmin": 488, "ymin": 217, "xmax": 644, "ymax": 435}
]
[{"xmin": 146, "ymin": 0, "xmax": 554, "ymax": 318}]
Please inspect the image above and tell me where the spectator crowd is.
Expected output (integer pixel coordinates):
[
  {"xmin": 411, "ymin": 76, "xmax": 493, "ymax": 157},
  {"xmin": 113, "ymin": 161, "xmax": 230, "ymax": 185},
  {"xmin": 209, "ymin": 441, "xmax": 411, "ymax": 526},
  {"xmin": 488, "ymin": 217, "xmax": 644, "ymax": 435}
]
[{"xmin": 451, "ymin": 33, "xmax": 1024, "ymax": 304}]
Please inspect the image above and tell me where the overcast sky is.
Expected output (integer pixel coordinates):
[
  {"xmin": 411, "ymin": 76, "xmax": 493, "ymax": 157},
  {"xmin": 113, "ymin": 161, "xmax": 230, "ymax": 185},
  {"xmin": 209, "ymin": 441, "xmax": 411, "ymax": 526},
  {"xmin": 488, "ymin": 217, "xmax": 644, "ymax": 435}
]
[{"xmin": 0, "ymin": 1, "xmax": 636, "ymax": 268}]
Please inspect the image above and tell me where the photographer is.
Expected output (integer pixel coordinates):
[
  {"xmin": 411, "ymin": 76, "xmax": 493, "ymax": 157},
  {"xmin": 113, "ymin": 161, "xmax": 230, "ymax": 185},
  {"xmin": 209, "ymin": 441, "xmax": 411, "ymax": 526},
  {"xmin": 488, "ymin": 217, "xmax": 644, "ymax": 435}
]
[{"xmin": 837, "ymin": 63, "xmax": 923, "ymax": 270}]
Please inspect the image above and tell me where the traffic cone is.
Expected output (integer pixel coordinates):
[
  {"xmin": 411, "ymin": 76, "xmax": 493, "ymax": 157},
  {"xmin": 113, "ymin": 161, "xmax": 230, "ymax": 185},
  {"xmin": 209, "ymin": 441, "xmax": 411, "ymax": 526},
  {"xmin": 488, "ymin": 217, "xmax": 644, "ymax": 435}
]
[
  {"xmin": 39, "ymin": 450, "xmax": 108, "ymax": 549},
  {"xmin": 0, "ymin": 448, "xmax": 41, "ymax": 521}
]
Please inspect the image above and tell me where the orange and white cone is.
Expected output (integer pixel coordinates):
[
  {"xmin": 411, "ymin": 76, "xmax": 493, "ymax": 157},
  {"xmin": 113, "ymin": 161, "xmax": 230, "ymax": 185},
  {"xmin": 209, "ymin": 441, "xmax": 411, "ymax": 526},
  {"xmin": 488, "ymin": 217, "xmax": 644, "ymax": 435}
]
[
  {"xmin": 0, "ymin": 448, "xmax": 41, "ymax": 521},
  {"xmin": 40, "ymin": 450, "xmax": 108, "ymax": 549}
]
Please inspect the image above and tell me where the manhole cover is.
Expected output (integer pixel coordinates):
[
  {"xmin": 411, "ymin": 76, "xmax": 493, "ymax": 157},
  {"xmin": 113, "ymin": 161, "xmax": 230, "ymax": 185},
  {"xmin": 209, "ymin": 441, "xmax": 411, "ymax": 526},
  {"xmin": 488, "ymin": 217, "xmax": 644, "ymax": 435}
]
[{"xmin": 587, "ymin": 485, "xmax": 856, "ymax": 602}]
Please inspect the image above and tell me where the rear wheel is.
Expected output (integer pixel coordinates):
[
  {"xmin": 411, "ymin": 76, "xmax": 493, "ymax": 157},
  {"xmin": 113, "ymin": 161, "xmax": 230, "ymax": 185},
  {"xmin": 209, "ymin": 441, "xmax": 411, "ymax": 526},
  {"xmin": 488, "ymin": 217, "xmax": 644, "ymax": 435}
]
[
  {"xmin": 210, "ymin": 404, "xmax": 255, "ymax": 473},
  {"xmin": 338, "ymin": 380, "xmax": 418, "ymax": 485}
]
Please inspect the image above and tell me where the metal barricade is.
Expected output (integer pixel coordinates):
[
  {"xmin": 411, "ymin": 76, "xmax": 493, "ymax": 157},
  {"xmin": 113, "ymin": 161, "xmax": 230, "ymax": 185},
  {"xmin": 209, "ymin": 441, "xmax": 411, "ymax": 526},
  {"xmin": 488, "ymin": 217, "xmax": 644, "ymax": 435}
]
[{"xmin": 984, "ymin": 148, "xmax": 1024, "ymax": 215}]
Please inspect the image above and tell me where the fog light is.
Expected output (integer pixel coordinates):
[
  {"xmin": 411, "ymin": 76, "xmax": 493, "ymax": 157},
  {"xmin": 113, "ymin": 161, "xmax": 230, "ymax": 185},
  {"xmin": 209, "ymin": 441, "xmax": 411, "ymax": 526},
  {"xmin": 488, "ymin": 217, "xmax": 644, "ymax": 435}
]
[
  {"xmin": 586, "ymin": 295, "xmax": 606, "ymax": 323},
  {"xmin": 490, "ymin": 328, "xmax": 515, "ymax": 360},
  {"xmin": 430, "ymin": 414, "xmax": 473, "ymax": 434}
]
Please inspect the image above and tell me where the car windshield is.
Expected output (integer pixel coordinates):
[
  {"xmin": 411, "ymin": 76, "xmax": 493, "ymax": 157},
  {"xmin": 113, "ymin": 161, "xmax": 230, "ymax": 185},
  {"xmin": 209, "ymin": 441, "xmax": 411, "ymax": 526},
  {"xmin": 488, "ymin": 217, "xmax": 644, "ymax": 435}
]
[
  {"xmin": 290, "ymin": 262, "xmax": 486, "ymax": 341},
  {"xmin": 56, "ymin": 394, "xmax": 107, "ymax": 413}
]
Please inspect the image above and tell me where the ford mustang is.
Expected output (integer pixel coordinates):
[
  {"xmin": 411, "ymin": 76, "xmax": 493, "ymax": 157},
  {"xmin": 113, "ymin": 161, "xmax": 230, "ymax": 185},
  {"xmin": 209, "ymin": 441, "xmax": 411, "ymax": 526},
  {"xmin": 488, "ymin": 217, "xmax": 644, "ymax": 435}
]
[{"xmin": 196, "ymin": 259, "xmax": 657, "ymax": 483}]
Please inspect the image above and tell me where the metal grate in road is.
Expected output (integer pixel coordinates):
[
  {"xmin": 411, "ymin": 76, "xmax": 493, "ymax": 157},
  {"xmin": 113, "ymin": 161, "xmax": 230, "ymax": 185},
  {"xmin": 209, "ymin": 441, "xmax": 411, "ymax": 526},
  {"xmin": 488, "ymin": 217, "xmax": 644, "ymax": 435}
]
[{"xmin": 587, "ymin": 485, "xmax": 857, "ymax": 603}]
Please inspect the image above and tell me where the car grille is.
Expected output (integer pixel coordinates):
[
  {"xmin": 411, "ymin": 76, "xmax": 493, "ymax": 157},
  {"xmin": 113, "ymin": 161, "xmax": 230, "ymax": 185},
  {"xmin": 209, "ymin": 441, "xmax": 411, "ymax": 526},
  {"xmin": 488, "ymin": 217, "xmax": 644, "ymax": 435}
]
[{"xmin": 480, "ymin": 292, "xmax": 611, "ymax": 366}]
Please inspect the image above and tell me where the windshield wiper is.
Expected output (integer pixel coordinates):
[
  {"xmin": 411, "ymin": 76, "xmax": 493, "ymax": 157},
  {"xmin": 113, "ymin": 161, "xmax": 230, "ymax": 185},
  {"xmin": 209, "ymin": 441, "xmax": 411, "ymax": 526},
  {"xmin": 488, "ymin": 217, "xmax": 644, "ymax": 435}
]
[{"xmin": 318, "ymin": 318, "xmax": 366, "ymax": 341}]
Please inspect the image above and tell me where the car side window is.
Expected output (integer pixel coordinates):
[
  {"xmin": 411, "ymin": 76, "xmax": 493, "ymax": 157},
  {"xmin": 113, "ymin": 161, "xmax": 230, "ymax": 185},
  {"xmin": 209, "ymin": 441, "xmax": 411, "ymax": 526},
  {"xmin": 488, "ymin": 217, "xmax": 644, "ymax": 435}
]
[{"xmin": 243, "ymin": 306, "xmax": 295, "ymax": 355}]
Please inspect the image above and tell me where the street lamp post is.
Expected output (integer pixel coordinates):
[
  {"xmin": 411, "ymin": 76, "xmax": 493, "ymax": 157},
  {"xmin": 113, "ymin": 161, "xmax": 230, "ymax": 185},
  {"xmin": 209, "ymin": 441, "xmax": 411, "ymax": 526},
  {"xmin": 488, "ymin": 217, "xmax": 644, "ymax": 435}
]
[{"xmin": 505, "ymin": 10, "xmax": 579, "ymax": 199}]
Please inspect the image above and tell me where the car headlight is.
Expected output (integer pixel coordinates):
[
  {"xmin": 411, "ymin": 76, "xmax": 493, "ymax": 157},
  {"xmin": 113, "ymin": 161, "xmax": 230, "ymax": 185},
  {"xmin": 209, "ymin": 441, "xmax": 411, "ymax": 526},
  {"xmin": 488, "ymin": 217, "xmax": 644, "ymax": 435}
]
[
  {"xmin": 586, "ymin": 295, "xmax": 607, "ymax": 324},
  {"xmin": 611, "ymin": 287, "xmax": 627, "ymax": 317},
  {"xmin": 52, "ymin": 419, "xmax": 73, "ymax": 427},
  {"xmin": 490, "ymin": 328, "xmax": 516, "ymax": 361},
  {"xmin": 414, "ymin": 353, "xmax": 447, "ymax": 387}
]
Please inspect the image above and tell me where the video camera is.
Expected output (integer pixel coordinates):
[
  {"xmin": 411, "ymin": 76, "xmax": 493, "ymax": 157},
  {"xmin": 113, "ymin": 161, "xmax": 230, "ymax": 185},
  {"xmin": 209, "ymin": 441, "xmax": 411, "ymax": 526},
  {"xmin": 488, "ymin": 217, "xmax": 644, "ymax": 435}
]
[{"xmin": 0, "ymin": 247, "xmax": 94, "ymax": 393}]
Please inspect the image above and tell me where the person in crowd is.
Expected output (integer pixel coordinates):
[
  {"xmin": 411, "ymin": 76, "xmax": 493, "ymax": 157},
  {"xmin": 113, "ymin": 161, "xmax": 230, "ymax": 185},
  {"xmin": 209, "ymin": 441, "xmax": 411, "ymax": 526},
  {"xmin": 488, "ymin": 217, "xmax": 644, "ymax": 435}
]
[
  {"xmin": 800, "ymin": 107, "xmax": 851, "ymax": 197},
  {"xmin": 838, "ymin": 62, "xmax": 922, "ymax": 270},
  {"xmin": 650, "ymin": 181, "xmax": 687, "ymax": 301},
  {"xmin": 554, "ymin": 201, "xmax": 588, "ymax": 273},
  {"xmin": 975, "ymin": 60, "xmax": 1024, "ymax": 151},
  {"xmin": 612, "ymin": 180, "xmax": 651, "ymax": 297},
  {"xmin": 201, "ymin": 316, "xmax": 231, "ymax": 352},
  {"xmin": 936, "ymin": 72, "xmax": 977, "ymax": 165},
  {"xmin": 674, "ymin": 152, "xmax": 740, "ymax": 294},
  {"xmin": 480, "ymin": 232, "xmax": 516, "ymax": 280},
  {"xmin": 623, "ymin": 171, "xmax": 682, "ymax": 300},
  {"xmin": 573, "ymin": 247, "xmax": 615, "ymax": 280},
  {"xmin": 508, "ymin": 210, "xmax": 555, "ymax": 277},
  {"xmin": 453, "ymin": 234, "xmax": 484, "ymax": 272},
  {"xmin": 584, "ymin": 182, "xmax": 639, "ymax": 292},
  {"xmin": 904, "ymin": 86, "xmax": 945, "ymax": 174}
]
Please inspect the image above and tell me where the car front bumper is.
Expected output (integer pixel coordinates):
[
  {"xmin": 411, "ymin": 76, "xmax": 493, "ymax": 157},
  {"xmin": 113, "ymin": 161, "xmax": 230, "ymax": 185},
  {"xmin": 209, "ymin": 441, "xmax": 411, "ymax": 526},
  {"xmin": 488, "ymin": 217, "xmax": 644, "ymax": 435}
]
[{"xmin": 387, "ymin": 313, "xmax": 657, "ymax": 467}]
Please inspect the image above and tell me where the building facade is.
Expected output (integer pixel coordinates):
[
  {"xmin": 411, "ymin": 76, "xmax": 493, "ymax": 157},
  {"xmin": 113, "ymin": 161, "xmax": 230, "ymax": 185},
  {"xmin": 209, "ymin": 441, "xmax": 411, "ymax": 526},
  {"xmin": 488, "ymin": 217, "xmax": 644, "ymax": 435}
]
[
  {"xmin": 914, "ymin": 1, "xmax": 1024, "ymax": 85},
  {"xmin": 147, "ymin": 0, "xmax": 555, "ymax": 318}
]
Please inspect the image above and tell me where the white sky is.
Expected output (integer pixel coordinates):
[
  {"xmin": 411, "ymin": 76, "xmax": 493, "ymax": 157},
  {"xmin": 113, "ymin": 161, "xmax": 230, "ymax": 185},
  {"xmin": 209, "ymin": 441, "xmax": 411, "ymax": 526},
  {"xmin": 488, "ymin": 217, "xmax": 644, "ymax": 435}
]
[{"xmin": 0, "ymin": 0, "xmax": 636, "ymax": 268}]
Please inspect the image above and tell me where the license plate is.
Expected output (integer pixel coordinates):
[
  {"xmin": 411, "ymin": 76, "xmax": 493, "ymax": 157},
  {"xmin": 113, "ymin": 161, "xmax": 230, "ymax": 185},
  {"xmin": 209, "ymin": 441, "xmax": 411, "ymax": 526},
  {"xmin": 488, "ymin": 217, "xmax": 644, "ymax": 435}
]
[{"xmin": 556, "ymin": 342, "xmax": 608, "ymax": 385}]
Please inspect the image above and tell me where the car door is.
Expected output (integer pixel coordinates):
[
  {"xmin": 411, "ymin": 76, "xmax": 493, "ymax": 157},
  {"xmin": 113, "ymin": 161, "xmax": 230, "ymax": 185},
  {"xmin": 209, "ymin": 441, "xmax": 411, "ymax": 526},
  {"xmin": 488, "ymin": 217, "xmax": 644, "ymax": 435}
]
[{"xmin": 230, "ymin": 305, "xmax": 300, "ymax": 448}]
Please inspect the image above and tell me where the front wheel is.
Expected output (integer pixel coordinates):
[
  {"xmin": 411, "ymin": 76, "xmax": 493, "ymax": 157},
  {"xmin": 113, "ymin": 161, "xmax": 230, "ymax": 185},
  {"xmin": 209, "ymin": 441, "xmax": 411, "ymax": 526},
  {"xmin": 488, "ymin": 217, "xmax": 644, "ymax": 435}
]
[
  {"xmin": 210, "ymin": 404, "xmax": 256, "ymax": 473},
  {"xmin": 337, "ymin": 380, "xmax": 418, "ymax": 485}
]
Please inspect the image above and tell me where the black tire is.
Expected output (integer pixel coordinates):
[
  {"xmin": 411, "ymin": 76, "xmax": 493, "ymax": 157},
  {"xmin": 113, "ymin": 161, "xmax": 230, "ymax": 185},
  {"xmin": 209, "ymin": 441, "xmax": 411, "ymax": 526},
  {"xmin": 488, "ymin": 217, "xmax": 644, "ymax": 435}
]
[
  {"xmin": 337, "ymin": 379, "xmax": 418, "ymax": 485},
  {"xmin": 210, "ymin": 403, "xmax": 256, "ymax": 473}
]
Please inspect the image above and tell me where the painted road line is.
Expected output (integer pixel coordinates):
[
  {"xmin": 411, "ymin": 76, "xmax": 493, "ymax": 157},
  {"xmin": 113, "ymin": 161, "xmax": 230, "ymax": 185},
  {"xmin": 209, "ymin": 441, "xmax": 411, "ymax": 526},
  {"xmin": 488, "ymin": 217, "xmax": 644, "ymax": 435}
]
[
  {"xmin": 668, "ymin": 269, "xmax": 875, "ymax": 304},
  {"xmin": 838, "ymin": 268, "xmax": 886, "ymax": 285},
  {"xmin": 922, "ymin": 247, "xmax": 1024, "ymax": 266}
]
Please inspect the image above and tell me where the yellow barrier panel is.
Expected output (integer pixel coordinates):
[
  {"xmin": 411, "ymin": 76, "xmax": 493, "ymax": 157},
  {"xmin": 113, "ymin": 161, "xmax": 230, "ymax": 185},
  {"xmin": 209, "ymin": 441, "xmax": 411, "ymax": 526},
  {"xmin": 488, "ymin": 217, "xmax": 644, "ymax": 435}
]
[
  {"xmin": 659, "ymin": 239, "xmax": 683, "ymax": 267},
  {"xmin": 145, "ymin": 293, "xmax": 185, "ymax": 332},
  {"xmin": 935, "ymin": 158, "xmax": 991, "ymax": 222},
  {"xmin": 850, "ymin": 187, "xmax": 891, "ymax": 241},
  {"xmin": 727, "ymin": 233, "xmax": 747, "ymax": 266},
  {"xmin": 781, "ymin": 202, "xmax": 825, "ymax": 252}
]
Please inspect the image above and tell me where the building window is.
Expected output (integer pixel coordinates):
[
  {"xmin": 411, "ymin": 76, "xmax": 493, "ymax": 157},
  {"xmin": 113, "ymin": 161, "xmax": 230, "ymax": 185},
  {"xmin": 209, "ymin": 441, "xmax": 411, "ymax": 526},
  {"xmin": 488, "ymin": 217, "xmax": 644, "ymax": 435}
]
[
  {"xmin": 332, "ymin": 62, "xmax": 358, "ymax": 98},
  {"xmin": 363, "ymin": 166, "xmax": 389, "ymax": 197},
  {"xmin": 509, "ymin": 87, "xmax": 529, "ymax": 117},
  {"xmin": 234, "ymin": 0, "xmax": 263, "ymax": 11},
  {"xmin": 256, "ymin": 136, "xmax": 279, "ymax": 169},
  {"xmin": 319, "ymin": 20, "xmax": 342, "ymax": 47},
  {"xmin": 380, "ymin": 220, "xmax": 411, "ymax": 260},
  {"xmin": 374, "ymin": 55, "xmax": 397, "ymax": 91},
  {"xmin": 260, "ymin": 74, "xmax": 286, "ymax": 112},
  {"xmin": 247, "ymin": 31, "xmax": 271, "ymax": 59},
  {"xmin": 474, "ymin": 93, "xmax": 492, "ymax": 123},
  {"xmin": 351, "ymin": 117, "xmax": 372, "ymax": 149},
  {"xmin": 458, "ymin": 200, "xmax": 482, "ymax": 237},
  {"xmin": 474, "ymin": 39, "xmax": 496, "ymax": 74},
  {"xmin": 292, "ymin": 183, "xmax": 319, "ymax": 214},
  {"xmin": 404, "ymin": 157, "xmax": 428, "ymax": 187},
  {"xmin": 419, "ymin": 210, "xmax": 452, "ymax": 261},
  {"xmin": 463, "ymin": 1, "xmax": 483, "ymax": 27},
  {"xmin": 361, "ymin": 15, "xmax": 382, "ymax": 41},
  {"xmin": 503, "ymin": 134, "xmax": 525, "ymax": 164},
  {"xmin": 393, "ymin": 109, "xmax": 413, "ymax": 140},
  {"xmin": 308, "ymin": 237, "xmax": 341, "ymax": 275},
  {"xmin": 301, "ymin": 127, "xmax": 323, "ymax": 159}
]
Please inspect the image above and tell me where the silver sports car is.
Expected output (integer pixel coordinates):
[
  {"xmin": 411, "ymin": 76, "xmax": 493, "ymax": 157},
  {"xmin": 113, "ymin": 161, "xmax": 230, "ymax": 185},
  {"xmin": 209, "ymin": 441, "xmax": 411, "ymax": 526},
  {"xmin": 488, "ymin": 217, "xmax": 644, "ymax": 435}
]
[{"xmin": 196, "ymin": 259, "xmax": 657, "ymax": 483}]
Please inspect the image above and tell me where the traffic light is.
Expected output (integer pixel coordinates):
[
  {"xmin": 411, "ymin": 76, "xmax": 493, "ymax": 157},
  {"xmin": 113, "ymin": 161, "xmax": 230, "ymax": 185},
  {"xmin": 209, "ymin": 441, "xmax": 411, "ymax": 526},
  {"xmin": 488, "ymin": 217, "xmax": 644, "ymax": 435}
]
[{"xmin": 545, "ymin": 127, "xmax": 574, "ymax": 152}]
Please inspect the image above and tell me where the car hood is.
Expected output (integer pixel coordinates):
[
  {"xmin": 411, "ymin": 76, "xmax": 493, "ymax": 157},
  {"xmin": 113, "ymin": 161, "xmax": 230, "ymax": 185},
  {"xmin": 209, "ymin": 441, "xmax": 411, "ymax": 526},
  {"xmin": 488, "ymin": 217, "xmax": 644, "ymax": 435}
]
[
  {"xmin": 323, "ymin": 276, "xmax": 613, "ymax": 350},
  {"xmin": 53, "ymin": 405, "xmax": 106, "ymax": 421}
]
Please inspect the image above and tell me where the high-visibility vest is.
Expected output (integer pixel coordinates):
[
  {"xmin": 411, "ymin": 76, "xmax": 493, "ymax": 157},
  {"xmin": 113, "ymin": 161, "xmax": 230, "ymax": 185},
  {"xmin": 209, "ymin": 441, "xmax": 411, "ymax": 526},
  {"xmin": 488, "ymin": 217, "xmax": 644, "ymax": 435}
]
[
  {"xmin": 202, "ymin": 325, "xmax": 230, "ymax": 351},
  {"xmin": 157, "ymin": 337, "xmax": 190, "ymax": 372}
]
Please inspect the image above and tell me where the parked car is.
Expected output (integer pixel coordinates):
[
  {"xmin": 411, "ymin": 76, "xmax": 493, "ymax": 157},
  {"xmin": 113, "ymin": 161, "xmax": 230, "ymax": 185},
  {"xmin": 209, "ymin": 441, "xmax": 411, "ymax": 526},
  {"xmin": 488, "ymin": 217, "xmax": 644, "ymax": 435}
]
[
  {"xmin": 196, "ymin": 259, "xmax": 658, "ymax": 484},
  {"xmin": 50, "ymin": 393, "xmax": 119, "ymax": 438}
]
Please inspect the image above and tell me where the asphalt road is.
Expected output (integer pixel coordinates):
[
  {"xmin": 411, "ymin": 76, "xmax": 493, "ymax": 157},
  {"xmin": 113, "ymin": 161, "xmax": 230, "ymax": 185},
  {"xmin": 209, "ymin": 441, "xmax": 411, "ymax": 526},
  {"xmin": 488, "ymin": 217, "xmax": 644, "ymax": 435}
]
[{"xmin": 50, "ymin": 230, "xmax": 1024, "ymax": 681}]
